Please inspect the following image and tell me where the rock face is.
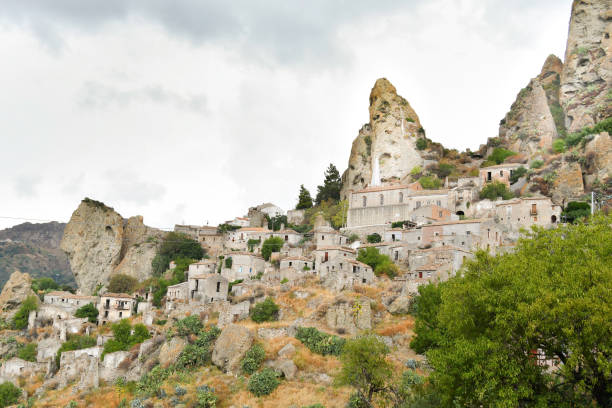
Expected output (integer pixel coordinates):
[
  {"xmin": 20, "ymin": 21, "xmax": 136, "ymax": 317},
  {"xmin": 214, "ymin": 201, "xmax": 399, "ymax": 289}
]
[
  {"xmin": 552, "ymin": 162, "xmax": 585, "ymax": 205},
  {"xmin": 212, "ymin": 324, "xmax": 254, "ymax": 374},
  {"xmin": 159, "ymin": 337, "xmax": 187, "ymax": 368},
  {"xmin": 0, "ymin": 271, "xmax": 38, "ymax": 319},
  {"xmin": 61, "ymin": 198, "xmax": 164, "ymax": 295},
  {"xmin": 340, "ymin": 78, "xmax": 424, "ymax": 198},
  {"xmin": 584, "ymin": 132, "xmax": 612, "ymax": 180},
  {"xmin": 325, "ymin": 298, "xmax": 371, "ymax": 335},
  {"xmin": 560, "ymin": 0, "xmax": 612, "ymax": 132},
  {"xmin": 499, "ymin": 55, "xmax": 564, "ymax": 156}
]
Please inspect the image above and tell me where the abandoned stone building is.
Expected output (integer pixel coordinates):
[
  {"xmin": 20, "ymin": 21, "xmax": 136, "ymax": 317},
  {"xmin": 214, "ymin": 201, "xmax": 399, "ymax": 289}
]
[
  {"xmin": 98, "ymin": 293, "xmax": 135, "ymax": 325},
  {"xmin": 43, "ymin": 291, "xmax": 97, "ymax": 309},
  {"xmin": 221, "ymin": 252, "xmax": 265, "ymax": 281},
  {"xmin": 188, "ymin": 273, "xmax": 229, "ymax": 303},
  {"xmin": 479, "ymin": 163, "xmax": 523, "ymax": 187},
  {"xmin": 188, "ymin": 259, "xmax": 217, "ymax": 276}
]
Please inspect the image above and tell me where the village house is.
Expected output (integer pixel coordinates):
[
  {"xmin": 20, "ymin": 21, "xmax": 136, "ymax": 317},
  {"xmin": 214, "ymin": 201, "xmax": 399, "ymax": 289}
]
[
  {"xmin": 494, "ymin": 197, "xmax": 561, "ymax": 229},
  {"xmin": 346, "ymin": 259, "xmax": 375, "ymax": 285},
  {"xmin": 226, "ymin": 227, "xmax": 269, "ymax": 251},
  {"xmin": 188, "ymin": 259, "xmax": 217, "ymax": 277},
  {"xmin": 420, "ymin": 219, "xmax": 502, "ymax": 252},
  {"xmin": 196, "ymin": 226, "xmax": 224, "ymax": 256},
  {"xmin": 166, "ymin": 281, "xmax": 189, "ymax": 302},
  {"xmin": 43, "ymin": 291, "xmax": 97, "ymax": 309},
  {"xmin": 221, "ymin": 252, "xmax": 266, "ymax": 281},
  {"xmin": 188, "ymin": 273, "xmax": 229, "ymax": 303},
  {"xmin": 407, "ymin": 245, "xmax": 473, "ymax": 278},
  {"xmin": 226, "ymin": 216, "xmax": 250, "ymax": 227},
  {"xmin": 383, "ymin": 226, "xmax": 423, "ymax": 245},
  {"xmin": 279, "ymin": 256, "xmax": 314, "ymax": 271},
  {"xmin": 479, "ymin": 163, "xmax": 523, "ymax": 187},
  {"xmin": 98, "ymin": 293, "xmax": 135, "ymax": 325},
  {"xmin": 409, "ymin": 204, "xmax": 455, "ymax": 225},
  {"xmin": 266, "ymin": 228, "xmax": 302, "ymax": 246}
]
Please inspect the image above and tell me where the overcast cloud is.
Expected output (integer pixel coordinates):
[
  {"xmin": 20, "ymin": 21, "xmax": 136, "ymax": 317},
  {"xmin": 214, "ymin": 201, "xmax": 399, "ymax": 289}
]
[{"xmin": 0, "ymin": 1, "xmax": 572, "ymax": 230}]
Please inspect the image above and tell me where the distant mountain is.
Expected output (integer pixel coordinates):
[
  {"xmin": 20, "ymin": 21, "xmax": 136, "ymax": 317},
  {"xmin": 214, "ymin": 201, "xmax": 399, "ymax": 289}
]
[{"xmin": 0, "ymin": 222, "xmax": 75, "ymax": 289}]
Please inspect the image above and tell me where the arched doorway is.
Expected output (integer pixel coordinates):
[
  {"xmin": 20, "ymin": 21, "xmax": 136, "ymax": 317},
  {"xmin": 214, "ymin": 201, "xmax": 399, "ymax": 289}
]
[
  {"xmin": 551, "ymin": 215, "xmax": 557, "ymax": 223},
  {"xmin": 457, "ymin": 211, "xmax": 465, "ymax": 216}
]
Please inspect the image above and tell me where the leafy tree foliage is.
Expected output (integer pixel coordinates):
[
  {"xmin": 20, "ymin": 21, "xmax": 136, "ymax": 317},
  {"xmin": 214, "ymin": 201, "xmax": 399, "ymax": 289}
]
[
  {"xmin": 479, "ymin": 181, "xmax": 514, "ymax": 200},
  {"xmin": 17, "ymin": 343, "xmax": 37, "ymax": 362},
  {"xmin": 247, "ymin": 368, "xmax": 281, "ymax": 396},
  {"xmin": 562, "ymin": 201, "xmax": 590, "ymax": 223},
  {"xmin": 416, "ymin": 138, "xmax": 428, "ymax": 150},
  {"xmin": 107, "ymin": 274, "xmax": 138, "ymax": 294},
  {"xmin": 487, "ymin": 147, "xmax": 516, "ymax": 164},
  {"xmin": 266, "ymin": 214, "xmax": 288, "ymax": 231},
  {"xmin": 315, "ymin": 164, "xmax": 342, "ymax": 205},
  {"xmin": 241, "ymin": 343, "xmax": 266, "ymax": 374},
  {"xmin": 56, "ymin": 334, "xmax": 97, "ymax": 367},
  {"xmin": 31, "ymin": 277, "xmax": 59, "ymax": 293},
  {"xmin": 357, "ymin": 247, "xmax": 398, "ymax": 278},
  {"xmin": 418, "ymin": 176, "xmax": 442, "ymax": 190},
  {"xmin": 411, "ymin": 216, "xmax": 612, "ymax": 407},
  {"xmin": 366, "ymin": 233, "xmax": 382, "ymax": 243},
  {"xmin": 261, "ymin": 236, "xmax": 284, "ymax": 261},
  {"xmin": 295, "ymin": 327, "xmax": 345, "ymax": 356},
  {"xmin": 176, "ymin": 326, "xmax": 221, "ymax": 369},
  {"xmin": 0, "ymin": 382, "xmax": 21, "ymax": 407},
  {"xmin": 250, "ymin": 297, "xmax": 279, "ymax": 323},
  {"xmin": 296, "ymin": 184, "xmax": 314, "ymax": 209},
  {"xmin": 151, "ymin": 232, "xmax": 204, "ymax": 275},
  {"xmin": 74, "ymin": 302, "xmax": 99, "ymax": 323},
  {"xmin": 12, "ymin": 295, "xmax": 38, "ymax": 330},
  {"xmin": 553, "ymin": 138, "xmax": 567, "ymax": 153},
  {"xmin": 102, "ymin": 319, "xmax": 150, "ymax": 358},
  {"xmin": 174, "ymin": 315, "xmax": 203, "ymax": 337},
  {"xmin": 509, "ymin": 166, "xmax": 527, "ymax": 184},
  {"xmin": 530, "ymin": 159, "xmax": 544, "ymax": 169}
]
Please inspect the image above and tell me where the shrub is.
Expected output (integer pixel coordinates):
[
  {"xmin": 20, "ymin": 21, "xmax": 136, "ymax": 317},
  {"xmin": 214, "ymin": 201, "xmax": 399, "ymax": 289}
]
[
  {"xmin": 366, "ymin": 233, "xmax": 382, "ymax": 243},
  {"xmin": 347, "ymin": 233, "xmax": 359, "ymax": 244},
  {"xmin": 152, "ymin": 232, "xmax": 204, "ymax": 275},
  {"xmin": 136, "ymin": 365, "xmax": 171, "ymax": 396},
  {"xmin": 261, "ymin": 236, "xmax": 284, "ymax": 261},
  {"xmin": 241, "ymin": 343, "xmax": 266, "ymax": 374},
  {"xmin": 74, "ymin": 303, "xmax": 98, "ymax": 323},
  {"xmin": 0, "ymin": 382, "xmax": 21, "ymax": 407},
  {"xmin": 435, "ymin": 163, "xmax": 455, "ymax": 178},
  {"xmin": 479, "ymin": 181, "xmax": 514, "ymax": 200},
  {"xmin": 509, "ymin": 166, "xmax": 527, "ymax": 184},
  {"xmin": 247, "ymin": 239, "xmax": 260, "ymax": 252},
  {"xmin": 17, "ymin": 343, "xmax": 37, "ymax": 362},
  {"xmin": 224, "ymin": 257, "xmax": 233, "ymax": 269},
  {"xmin": 416, "ymin": 138, "xmax": 427, "ymax": 150},
  {"xmin": 562, "ymin": 201, "xmax": 591, "ymax": 223},
  {"xmin": 31, "ymin": 277, "xmax": 59, "ymax": 293},
  {"xmin": 56, "ymin": 334, "xmax": 97, "ymax": 367},
  {"xmin": 228, "ymin": 279, "xmax": 243, "ymax": 292},
  {"xmin": 410, "ymin": 166, "xmax": 422, "ymax": 176},
  {"xmin": 103, "ymin": 320, "xmax": 150, "ymax": 359},
  {"xmin": 174, "ymin": 315, "xmax": 203, "ymax": 337},
  {"xmin": 418, "ymin": 176, "xmax": 442, "ymax": 189},
  {"xmin": 375, "ymin": 260, "xmax": 399, "ymax": 278},
  {"xmin": 196, "ymin": 385, "xmax": 218, "ymax": 408},
  {"xmin": 357, "ymin": 247, "xmax": 395, "ymax": 275},
  {"xmin": 280, "ymin": 278, "xmax": 289, "ymax": 284},
  {"xmin": 108, "ymin": 274, "xmax": 138, "ymax": 294},
  {"xmin": 295, "ymin": 327, "xmax": 345, "ymax": 356},
  {"xmin": 487, "ymin": 147, "xmax": 516, "ymax": 164},
  {"xmin": 530, "ymin": 159, "xmax": 544, "ymax": 169},
  {"xmin": 251, "ymin": 298, "xmax": 279, "ymax": 323},
  {"xmin": 247, "ymin": 368, "xmax": 281, "ymax": 397},
  {"xmin": 552, "ymin": 138, "xmax": 566, "ymax": 153},
  {"xmin": 12, "ymin": 295, "xmax": 38, "ymax": 330}
]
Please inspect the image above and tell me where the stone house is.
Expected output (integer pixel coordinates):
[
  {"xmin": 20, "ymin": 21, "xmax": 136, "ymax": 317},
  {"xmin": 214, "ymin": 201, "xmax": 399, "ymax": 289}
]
[
  {"xmin": 98, "ymin": 293, "xmax": 135, "ymax": 325},
  {"xmin": 166, "ymin": 281, "xmax": 189, "ymax": 302},
  {"xmin": 409, "ymin": 204, "xmax": 455, "ymax": 225},
  {"xmin": 188, "ymin": 259, "xmax": 217, "ymax": 277},
  {"xmin": 406, "ymin": 262, "xmax": 453, "ymax": 282},
  {"xmin": 421, "ymin": 219, "xmax": 502, "ymax": 252},
  {"xmin": 494, "ymin": 197, "xmax": 561, "ymax": 229},
  {"xmin": 255, "ymin": 203, "xmax": 284, "ymax": 218},
  {"xmin": 408, "ymin": 246, "xmax": 473, "ymax": 278},
  {"xmin": 312, "ymin": 246, "xmax": 356, "ymax": 275},
  {"xmin": 221, "ymin": 252, "xmax": 266, "ymax": 281},
  {"xmin": 43, "ymin": 291, "xmax": 97, "ymax": 309},
  {"xmin": 346, "ymin": 259, "xmax": 375, "ymax": 285},
  {"xmin": 266, "ymin": 228, "xmax": 302, "ymax": 247},
  {"xmin": 313, "ymin": 225, "xmax": 342, "ymax": 248},
  {"xmin": 226, "ymin": 227, "xmax": 269, "ymax": 252},
  {"xmin": 479, "ymin": 163, "xmax": 523, "ymax": 187},
  {"xmin": 279, "ymin": 256, "xmax": 314, "ymax": 271},
  {"xmin": 188, "ymin": 273, "xmax": 229, "ymax": 303}
]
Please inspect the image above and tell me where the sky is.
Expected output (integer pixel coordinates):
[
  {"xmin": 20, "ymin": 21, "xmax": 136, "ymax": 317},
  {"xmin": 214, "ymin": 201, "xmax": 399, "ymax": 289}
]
[{"xmin": 0, "ymin": 0, "xmax": 573, "ymax": 230}]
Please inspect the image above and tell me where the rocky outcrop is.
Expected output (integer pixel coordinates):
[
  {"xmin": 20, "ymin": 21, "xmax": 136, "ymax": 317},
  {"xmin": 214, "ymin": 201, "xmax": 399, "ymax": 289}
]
[
  {"xmin": 560, "ymin": 0, "xmax": 612, "ymax": 132},
  {"xmin": 340, "ymin": 78, "xmax": 424, "ymax": 198},
  {"xmin": 499, "ymin": 55, "xmax": 563, "ymax": 156},
  {"xmin": 584, "ymin": 132, "xmax": 612, "ymax": 181},
  {"xmin": 159, "ymin": 337, "xmax": 187, "ymax": 368},
  {"xmin": 0, "ymin": 271, "xmax": 38, "ymax": 319},
  {"xmin": 61, "ymin": 198, "xmax": 164, "ymax": 294},
  {"xmin": 552, "ymin": 162, "xmax": 585, "ymax": 205},
  {"xmin": 212, "ymin": 324, "xmax": 254, "ymax": 374},
  {"xmin": 325, "ymin": 297, "xmax": 371, "ymax": 335}
]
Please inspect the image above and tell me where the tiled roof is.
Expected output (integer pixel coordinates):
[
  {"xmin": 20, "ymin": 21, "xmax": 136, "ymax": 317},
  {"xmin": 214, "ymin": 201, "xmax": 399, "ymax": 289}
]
[
  {"xmin": 237, "ymin": 227, "xmax": 268, "ymax": 232},
  {"xmin": 347, "ymin": 259, "xmax": 371, "ymax": 268},
  {"xmin": 282, "ymin": 256, "xmax": 312, "ymax": 262},
  {"xmin": 314, "ymin": 246, "xmax": 356, "ymax": 253},
  {"xmin": 45, "ymin": 291, "xmax": 97, "ymax": 300}
]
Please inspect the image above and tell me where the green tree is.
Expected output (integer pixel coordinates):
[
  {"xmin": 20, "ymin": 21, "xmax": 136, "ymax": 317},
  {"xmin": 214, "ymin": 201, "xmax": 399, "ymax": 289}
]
[
  {"xmin": 0, "ymin": 382, "xmax": 21, "ymax": 407},
  {"xmin": 487, "ymin": 147, "xmax": 516, "ymax": 164},
  {"xmin": 411, "ymin": 216, "xmax": 612, "ymax": 407},
  {"xmin": 250, "ymin": 297, "xmax": 279, "ymax": 323},
  {"xmin": 418, "ymin": 176, "xmax": 442, "ymax": 190},
  {"xmin": 241, "ymin": 343, "xmax": 266, "ymax": 374},
  {"xmin": 366, "ymin": 233, "xmax": 382, "ymax": 243},
  {"xmin": 296, "ymin": 184, "xmax": 314, "ymax": 210},
  {"xmin": 107, "ymin": 274, "xmax": 138, "ymax": 294},
  {"xmin": 102, "ymin": 319, "xmax": 150, "ymax": 358},
  {"xmin": 315, "ymin": 164, "xmax": 342, "ymax": 205},
  {"xmin": 479, "ymin": 181, "xmax": 514, "ymax": 200},
  {"xmin": 151, "ymin": 232, "xmax": 204, "ymax": 275},
  {"xmin": 74, "ymin": 303, "xmax": 99, "ymax": 323},
  {"xmin": 261, "ymin": 236, "xmax": 284, "ymax": 261},
  {"xmin": 561, "ymin": 201, "xmax": 590, "ymax": 223},
  {"xmin": 416, "ymin": 138, "xmax": 428, "ymax": 150},
  {"xmin": 357, "ymin": 247, "xmax": 397, "ymax": 278},
  {"xmin": 17, "ymin": 343, "xmax": 37, "ymax": 362},
  {"xmin": 509, "ymin": 166, "xmax": 527, "ymax": 184},
  {"xmin": 31, "ymin": 277, "xmax": 59, "ymax": 293},
  {"xmin": 336, "ymin": 334, "xmax": 393, "ymax": 405},
  {"xmin": 12, "ymin": 295, "xmax": 38, "ymax": 330}
]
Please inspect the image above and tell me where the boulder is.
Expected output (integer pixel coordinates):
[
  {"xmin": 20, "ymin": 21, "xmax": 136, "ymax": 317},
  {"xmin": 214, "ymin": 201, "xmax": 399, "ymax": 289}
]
[
  {"xmin": 326, "ymin": 298, "xmax": 371, "ymax": 335},
  {"xmin": 276, "ymin": 359, "xmax": 297, "ymax": 380},
  {"xmin": 552, "ymin": 162, "xmax": 585, "ymax": 205},
  {"xmin": 0, "ymin": 271, "xmax": 38, "ymax": 319},
  {"xmin": 211, "ymin": 325, "xmax": 254, "ymax": 374},
  {"xmin": 584, "ymin": 132, "xmax": 612, "ymax": 181},
  {"xmin": 159, "ymin": 337, "xmax": 187, "ymax": 368},
  {"xmin": 257, "ymin": 327, "xmax": 287, "ymax": 340},
  {"xmin": 277, "ymin": 343, "xmax": 296, "ymax": 359},
  {"xmin": 388, "ymin": 295, "xmax": 411, "ymax": 315}
]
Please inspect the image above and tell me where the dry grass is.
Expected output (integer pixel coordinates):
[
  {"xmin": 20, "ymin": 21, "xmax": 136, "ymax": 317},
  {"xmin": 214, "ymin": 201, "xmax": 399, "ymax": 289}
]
[
  {"xmin": 292, "ymin": 345, "xmax": 341, "ymax": 374},
  {"xmin": 262, "ymin": 336, "xmax": 301, "ymax": 359},
  {"xmin": 230, "ymin": 380, "xmax": 352, "ymax": 408},
  {"xmin": 376, "ymin": 318, "xmax": 414, "ymax": 337}
]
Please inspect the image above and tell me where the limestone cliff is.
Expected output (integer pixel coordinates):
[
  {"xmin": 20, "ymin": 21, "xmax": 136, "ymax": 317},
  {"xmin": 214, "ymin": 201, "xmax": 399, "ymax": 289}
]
[
  {"xmin": 499, "ymin": 55, "xmax": 564, "ymax": 156},
  {"xmin": 340, "ymin": 78, "xmax": 424, "ymax": 198},
  {"xmin": 61, "ymin": 198, "xmax": 164, "ymax": 295},
  {"xmin": 0, "ymin": 271, "xmax": 38, "ymax": 319},
  {"xmin": 560, "ymin": 0, "xmax": 612, "ymax": 132}
]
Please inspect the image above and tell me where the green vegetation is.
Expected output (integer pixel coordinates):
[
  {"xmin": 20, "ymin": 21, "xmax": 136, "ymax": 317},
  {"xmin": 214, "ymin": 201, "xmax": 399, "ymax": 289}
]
[
  {"xmin": 176, "ymin": 326, "xmax": 221, "ymax": 369},
  {"xmin": 74, "ymin": 303, "xmax": 98, "ymax": 323},
  {"xmin": 0, "ymin": 382, "xmax": 21, "ymax": 407},
  {"xmin": 561, "ymin": 201, "xmax": 590, "ymax": 223},
  {"xmin": 151, "ymin": 232, "xmax": 204, "ymax": 276},
  {"xmin": 247, "ymin": 368, "xmax": 281, "ymax": 396},
  {"xmin": 17, "ymin": 343, "xmax": 37, "ymax": 362},
  {"xmin": 296, "ymin": 184, "xmax": 314, "ymax": 210},
  {"xmin": 196, "ymin": 385, "xmax": 218, "ymax": 407},
  {"xmin": 174, "ymin": 315, "xmax": 203, "ymax": 337},
  {"xmin": 391, "ymin": 221, "xmax": 411, "ymax": 229},
  {"xmin": 366, "ymin": 233, "xmax": 381, "ymax": 243},
  {"xmin": 552, "ymin": 138, "xmax": 566, "ymax": 153},
  {"xmin": 364, "ymin": 135, "xmax": 372, "ymax": 156},
  {"xmin": 266, "ymin": 214, "xmax": 288, "ymax": 231},
  {"xmin": 228, "ymin": 279, "xmax": 243, "ymax": 292},
  {"xmin": 216, "ymin": 223, "xmax": 240, "ymax": 234},
  {"xmin": 530, "ymin": 159, "xmax": 544, "ymax": 169},
  {"xmin": 416, "ymin": 138, "xmax": 428, "ymax": 150},
  {"xmin": 347, "ymin": 233, "xmax": 360, "ymax": 243},
  {"xmin": 56, "ymin": 334, "xmax": 97, "ymax": 367},
  {"xmin": 241, "ymin": 343, "xmax": 266, "ymax": 374},
  {"xmin": 102, "ymin": 319, "xmax": 150, "ymax": 359},
  {"xmin": 509, "ymin": 166, "xmax": 527, "ymax": 184},
  {"xmin": 261, "ymin": 236, "xmax": 284, "ymax": 261},
  {"xmin": 82, "ymin": 197, "xmax": 113, "ymax": 212},
  {"xmin": 224, "ymin": 257, "xmax": 233, "ymax": 269},
  {"xmin": 315, "ymin": 163, "xmax": 342, "ymax": 206},
  {"xmin": 107, "ymin": 274, "xmax": 138, "ymax": 294},
  {"xmin": 247, "ymin": 239, "xmax": 260, "ymax": 252},
  {"xmin": 295, "ymin": 327, "xmax": 345, "ymax": 356},
  {"xmin": 251, "ymin": 298, "xmax": 279, "ymax": 323},
  {"xmin": 31, "ymin": 277, "xmax": 59, "ymax": 293},
  {"xmin": 410, "ymin": 216, "xmax": 612, "ymax": 407},
  {"xmin": 136, "ymin": 365, "xmax": 171, "ymax": 396},
  {"xmin": 565, "ymin": 117, "xmax": 612, "ymax": 147},
  {"xmin": 357, "ymin": 247, "xmax": 398, "ymax": 278},
  {"xmin": 418, "ymin": 175, "xmax": 442, "ymax": 190},
  {"xmin": 479, "ymin": 181, "xmax": 514, "ymax": 200},
  {"xmin": 12, "ymin": 295, "xmax": 37, "ymax": 330},
  {"xmin": 410, "ymin": 165, "xmax": 422, "ymax": 176},
  {"xmin": 487, "ymin": 147, "xmax": 516, "ymax": 164}
]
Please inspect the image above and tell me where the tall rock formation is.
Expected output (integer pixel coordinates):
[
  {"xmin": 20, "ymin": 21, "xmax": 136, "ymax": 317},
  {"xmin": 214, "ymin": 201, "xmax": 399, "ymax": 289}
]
[
  {"xmin": 0, "ymin": 271, "xmax": 38, "ymax": 319},
  {"xmin": 499, "ymin": 55, "xmax": 564, "ymax": 156},
  {"xmin": 60, "ymin": 198, "xmax": 164, "ymax": 295},
  {"xmin": 341, "ymin": 78, "xmax": 425, "ymax": 198},
  {"xmin": 560, "ymin": 0, "xmax": 612, "ymax": 132}
]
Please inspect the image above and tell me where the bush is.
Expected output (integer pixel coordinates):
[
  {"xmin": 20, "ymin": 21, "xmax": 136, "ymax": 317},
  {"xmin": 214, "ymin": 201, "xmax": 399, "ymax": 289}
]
[
  {"xmin": 136, "ymin": 365, "xmax": 171, "ymax": 396},
  {"xmin": 375, "ymin": 260, "xmax": 399, "ymax": 278},
  {"xmin": 261, "ymin": 236, "xmax": 284, "ymax": 261},
  {"xmin": 479, "ymin": 181, "xmax": 514, "ymax": 200},
  {"xmin": 487, "ymin": 147, "xmax": 516, "ymax": 164},
  {"xmin": 152, "ymin": 232, "xmax": 204, "ymax": 275},
  {"xmin": 410, "ymin": 166, "xmax": 422, "ymax": 176},
  {"xmin": 347, "ymin": 234, "xmax": 359, "ymax": 244},
  {"xmin": 247, "ymin": 368, "xmax": 281, "ymax": 396},
  {"xmin": 107, "ymin": 274, "xmax": 138, "ymax": 294},
  {"xmin": 241, "ymin": 343, "xmax": 266, "ymax": 375},
  {"xmin": 562, "ymin": 201, "xmax": 590, "ymax": 223},
  {"xmin": 552, "ymin": 138, "xmax": 566, "ymax": 153},
  {"xmin": 56, "ymin": 334, "xmax": 97, "ymax": 367},
  {"xmin": 174, "ymin": 315, "xmax": 203, "ymax": 337},
  {"xmin": 416, "ymin": 138, "xmax": 427, "ymax": 150},
  {"xmin": 530, "ymin": 159, "xmax": 544, "ymax": 169},
  {"xmin": 103, "ymin": 320, "xmax": 150, "ymax": 359},
  {"xmin": 228, "ymin": 279, "xmax": 243, "ymax": 292},
  {"xmin": 17, "ymin": 343, "xmax": 37, "ymax": 362},
  {"xmin": 418, "ymin": 176, "xmax": 442, "ymax": 190},
  {"xmin": 295, "ymin": 327, "xmax": 345, "ymax": 356},
  {"xmin": 31, "ymin": 277, "xmax": 58, "ymax": 293},
  {"xmin": 357, "ymin": 247, "xmax": 395, "ymax": 273},
  {"xmin": 251, "ymin": 298, "xmax": 279, "ymax": 323},
  {"xmin": 0, "ymin": 382, "xmax": 21, "ymax": 407},
  {"xmin": 509, "ymin": 166, "xmax": 527, "ymax": 184},
  {"xmin": 366, "ymin": 233, "xmax": 381, "ymax": 243},
  {"xmin": 280, "ymin": 278, "xmax": 289, "ymax": 284},
  {"xmin": 247, "ymin": 239, "xmax": 260, "ymax": 252},
  {"xmin": 196, "ymin": 385, "xmax": 218, "ymax": 408},
  {"xmin": 12, "ymin": 295, "xmax": 38, "ymax": 330},
  {"xmin": 74, "ymin": 303, "xmax": 98, "ymax": 323}
]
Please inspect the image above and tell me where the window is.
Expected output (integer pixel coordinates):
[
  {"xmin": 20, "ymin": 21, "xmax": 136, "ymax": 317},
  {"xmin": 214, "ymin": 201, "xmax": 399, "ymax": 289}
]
[
  {"xmin": 362, "ymin": 278, "xmax": 367, "ymax": 283},
  {"xmin": 394, "ymin": 251, "xmax": 399, "ymax": 261},
  {"xmin": 321, "ymin": 235, "xmax": 324, "ymax": 240},
  {"xmin": 216, "ymin": 282, "xmax": 220, "ymax": 292},
  {"xmin": 416, "ymin": 201, "xmax": 421, "ymax": 209},
  {"xmin": 340, "ymin": 263, "xmax": 343, "ymax": 269},
  {"xmin": 119, "ymin": 312, "xmax": 122, "ymax": 318},
  {"xmin": 399, "ymin": 192, "xmax": 404, "ymax": 203},
  {"xmin": 438, "ymin": 211, "xmax": 443, "ymax": 217},
  {"xmin": 487, "ymin": 171, "xmax": 492, "ymax": 181},
  {"xmin": 379, "ymin": 194, "xmax": 384, "ymax": 205},
  {"xmin": 289, "ymin": 261, "xmax": 292, "ymax": 267},
  {"xmin": 437, "ymin": 200, "xmax": 441, "ymax": 206},
  {"xmin": 500, "ymin": 171, "xmax": 504, "ymax": 176},
  {"xmin": 362, "ymin": 196, "xmax": 367, "ymax": 207},
  {"xmin": 104, "ymin": 311, "xmax": 109, "ymax": 318},
  {"xmin": 466, "ymin": 231, "xmax": 471, "ymax": 235}
]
